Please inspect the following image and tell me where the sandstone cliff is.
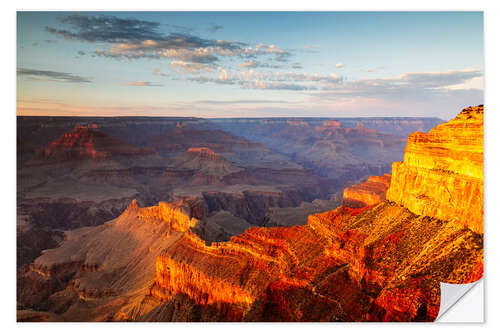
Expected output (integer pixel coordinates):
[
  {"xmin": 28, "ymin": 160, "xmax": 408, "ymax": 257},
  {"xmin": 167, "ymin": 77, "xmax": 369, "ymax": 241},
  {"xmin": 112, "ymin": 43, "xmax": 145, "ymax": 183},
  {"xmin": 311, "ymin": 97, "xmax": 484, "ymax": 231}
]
[
  {"xmin": 141, "ymin": 197, "xmax": 481, "ymax": 321},
  {"xmin": 342, "ymin": 174, "xmax": 391, "ymax": 208},
  {"xmin": 386, "ymin": 105, "xmax": 483, "ymax": 233}
]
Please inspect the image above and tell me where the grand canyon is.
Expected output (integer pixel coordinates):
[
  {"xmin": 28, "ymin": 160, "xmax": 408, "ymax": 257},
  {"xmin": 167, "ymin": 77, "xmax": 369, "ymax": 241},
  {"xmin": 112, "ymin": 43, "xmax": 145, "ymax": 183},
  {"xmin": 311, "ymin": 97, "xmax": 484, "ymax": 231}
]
[
  {"xmin": 16, "ymin": 11, "xmax": 485, "ymax": 323},
  {"xmin": 16, "ymin": 105, "xmax": 483, "ymax": 322}
]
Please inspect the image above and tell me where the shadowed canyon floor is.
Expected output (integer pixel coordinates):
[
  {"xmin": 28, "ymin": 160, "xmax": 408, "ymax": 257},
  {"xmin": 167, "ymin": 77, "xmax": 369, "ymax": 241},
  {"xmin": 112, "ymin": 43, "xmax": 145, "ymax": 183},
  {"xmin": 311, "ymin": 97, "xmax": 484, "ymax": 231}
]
[{"xmin": 17, "ymin": 109, "xmax": 482, "ymax": 321}]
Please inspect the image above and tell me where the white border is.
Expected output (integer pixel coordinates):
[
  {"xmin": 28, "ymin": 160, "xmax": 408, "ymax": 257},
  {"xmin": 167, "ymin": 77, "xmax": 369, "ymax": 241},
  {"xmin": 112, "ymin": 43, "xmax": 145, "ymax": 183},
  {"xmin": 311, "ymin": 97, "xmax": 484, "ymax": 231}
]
[{"xmin": 3, "ymin": 1, "xmax": 499, "ymax": 331}]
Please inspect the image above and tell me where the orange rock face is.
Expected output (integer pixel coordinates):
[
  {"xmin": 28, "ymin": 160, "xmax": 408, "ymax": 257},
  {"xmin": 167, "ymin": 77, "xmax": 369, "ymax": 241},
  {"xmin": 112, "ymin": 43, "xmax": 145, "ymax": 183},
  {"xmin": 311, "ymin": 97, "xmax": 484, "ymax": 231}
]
[
  {"xmin": 186, "ymin": 147, "xmax": 220, "ymax": 159},
  {"xmin": 386, "ymin": 105, "xmax": 483, "ymax": 233},
  {"xmin": 149, "ymin": 222, "xmax": 344, "ymax": 321},
  {"xmin": 127, "ymin": 199, "xmax": 199, "ymax": 233},
  {"xmin": 321, "ymin": 119, "xmax": 342, "ymax": 128},
  {"xmin": 143, "ymin": 198, "xmax": 482, "ymax": 321},
  {"xmin": 342, "ymin": 174, "xmax": 391, "ymax": 208}
]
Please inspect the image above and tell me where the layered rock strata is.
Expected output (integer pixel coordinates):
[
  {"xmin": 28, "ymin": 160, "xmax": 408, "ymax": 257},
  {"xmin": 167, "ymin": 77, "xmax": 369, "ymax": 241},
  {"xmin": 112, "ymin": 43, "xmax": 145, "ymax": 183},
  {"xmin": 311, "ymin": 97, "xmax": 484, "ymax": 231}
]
[
  {"xmin": 144, "ymin": 200, "xmax": 481, "ymax": 321},
  {"xmin": 170, "ymin": 147, "xmax": 242, "ymax": 176},
  {"xmin": 36, "ymin": 125, "xmax": 155, "ymax": 161},
  {"xmin": 386, "ymin": 105, "xmax": 483, "ymax": 233},
  {"xmin": 17, "ymin": 199, "xmax": 198, "ymax": 321},
  {"xmin": 342, "ymin": 174, "xmax": 391, "ymax": 208}
]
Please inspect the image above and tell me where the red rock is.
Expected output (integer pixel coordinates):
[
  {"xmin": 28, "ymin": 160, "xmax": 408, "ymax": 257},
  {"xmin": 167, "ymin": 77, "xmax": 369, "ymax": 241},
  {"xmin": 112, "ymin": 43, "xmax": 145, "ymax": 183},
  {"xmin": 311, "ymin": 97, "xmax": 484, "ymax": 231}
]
[
  {"xmin": 170, "ymin": 147, "xmax": 242, "ymax": 176},
  {"xmin": 37, "ymin": 125, "xmax": 155, "ymax": 161},
  {"xmin": 342, "ymin": 174, "xmax": 391, "ymax": 208},
  {"xmin": 322, "ymin": 119, "xmax": 342, "ymax": 128},
  {"xmin": 387, "ymin": 105, "xmax": 483, "ymax": 233}
]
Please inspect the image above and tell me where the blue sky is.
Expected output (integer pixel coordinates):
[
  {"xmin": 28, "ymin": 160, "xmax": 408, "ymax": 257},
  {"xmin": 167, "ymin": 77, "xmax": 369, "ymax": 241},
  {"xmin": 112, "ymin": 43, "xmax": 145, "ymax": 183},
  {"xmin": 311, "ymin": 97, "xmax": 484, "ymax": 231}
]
[{"xmin": 17, "ymin": 11, "xmax": 484, "ymax": 119}]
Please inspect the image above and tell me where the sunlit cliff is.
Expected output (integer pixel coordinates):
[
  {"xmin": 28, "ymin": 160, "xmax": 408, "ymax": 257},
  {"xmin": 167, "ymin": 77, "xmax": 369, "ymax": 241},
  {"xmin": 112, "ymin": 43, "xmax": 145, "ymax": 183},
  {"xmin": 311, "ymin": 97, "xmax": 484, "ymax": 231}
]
[
  {"xmin": 386, "ymin": 105, "xmax": 483, "ymax": 233},
  {"xmin": 342, "ymin": 174, "xmax": 391, "ymax": 208}
]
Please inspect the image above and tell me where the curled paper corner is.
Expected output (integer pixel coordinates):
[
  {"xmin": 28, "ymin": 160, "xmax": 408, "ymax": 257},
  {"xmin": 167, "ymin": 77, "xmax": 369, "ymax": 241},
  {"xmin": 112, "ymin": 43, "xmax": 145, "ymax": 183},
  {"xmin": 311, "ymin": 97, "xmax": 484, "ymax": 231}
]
[{"xmin": 436, "ymin": 278, "xmax": 483, "ymax": 322}]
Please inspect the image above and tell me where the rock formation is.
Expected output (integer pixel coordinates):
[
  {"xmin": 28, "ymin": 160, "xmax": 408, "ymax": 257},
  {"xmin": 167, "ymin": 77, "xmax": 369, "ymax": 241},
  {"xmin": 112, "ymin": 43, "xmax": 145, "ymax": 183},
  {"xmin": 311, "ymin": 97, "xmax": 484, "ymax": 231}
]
[
  {"xmin": 143, "ymin": 199, "xmax": 481, "ymax": 321},
  {"xmin": 36, "ymin": 125, "xmax": 155, "ymax": 161},
  {"xmin": 17, "ymin": 199, "xmax": 198, "ymax": 321},
  {"xmin": 16, "ymin": 196, "xmax": 136, "ymax": 267},
  {"xmin": 17, "ymin": 120, "xmax": 341, "ymax": 271},
  {"xmin": 262, "ymin": 197, "xmax": 342, "ymax": 227},
  {"xmin": 191, "ymin": 210, "xmax": 252, "ymax": 243},
  {"xmin": 386, "ymin": 105, "xmax": 483, "ymax": 233},
  {"xmin": 211, "ymin": 116, "xmax": 442, "ymax": 183},
  {"xmin": 169, "ymin": 147, "xmax": 242, "ymax": 176},
  {"xmin": 342, "ymin": 174, "xmax": 391, "ymax": 208},
  {"xmin": 149, "ymin": 126, "xmax": 268, "ymax": 156},
  {"xmin": 211, "ymin": 117, "xmax": 443, "ymax": 142},
  {"xmin": 219, "ymin": 116, "xmax": 407, "ymax": 182},
  {"xmin": 321, "ymin": 119, "xmax": 342, "ymax": 128}
]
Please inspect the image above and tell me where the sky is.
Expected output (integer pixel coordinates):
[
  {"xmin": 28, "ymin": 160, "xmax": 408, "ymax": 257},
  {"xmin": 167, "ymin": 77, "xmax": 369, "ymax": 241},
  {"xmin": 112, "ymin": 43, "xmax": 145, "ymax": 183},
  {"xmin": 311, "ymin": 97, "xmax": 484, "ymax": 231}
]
[{"xmin": 16, "ymin": 11, "xmax": 484, "ymax": 119}]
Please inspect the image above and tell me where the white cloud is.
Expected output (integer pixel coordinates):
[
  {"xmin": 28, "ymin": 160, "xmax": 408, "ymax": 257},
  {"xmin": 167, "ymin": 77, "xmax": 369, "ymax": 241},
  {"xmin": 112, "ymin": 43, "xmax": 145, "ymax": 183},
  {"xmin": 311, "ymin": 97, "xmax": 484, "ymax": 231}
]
[
  {"xmin": 238, "ymin": 60, "xmax": 257, "ymax": 68},
  {"xmin": 443, "ymin": 75, "xmax": 484, "ymax": 91},
  {"xmin": 123, "ymin": 81, "xmax": 162, "ymax": 87},
  {"xmin": 169, "ymin": 61, "xmax": 214, "ymax": 74},
  {"xmin": 312, "ymin": 68, "xmax": 484, "ymax": 118},
  {"xmin": 189, "ymin": 68, "xmax": 343, "ymax": 91}
]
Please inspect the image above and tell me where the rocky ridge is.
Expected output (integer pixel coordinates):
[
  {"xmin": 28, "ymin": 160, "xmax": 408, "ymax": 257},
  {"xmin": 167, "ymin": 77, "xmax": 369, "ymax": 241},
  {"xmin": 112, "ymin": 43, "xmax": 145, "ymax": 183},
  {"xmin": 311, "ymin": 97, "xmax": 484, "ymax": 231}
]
[
  {"xmin": 342, "ymin": 174, "xmax": 391, "ymax": 208},
  {"xmin": 36, "ymin": 125, "xmax": 155, "ymax": 161},
  {"xmin": 17, "ymin": 199, "xmax": 198, "ymax": 321},
  {"xmin": 170, "ymin": 147, "xmax": 242, "ymax": 176},
  {"xmin": 386, "ymin": 105, "xmax": 483, "ymax": 233}
]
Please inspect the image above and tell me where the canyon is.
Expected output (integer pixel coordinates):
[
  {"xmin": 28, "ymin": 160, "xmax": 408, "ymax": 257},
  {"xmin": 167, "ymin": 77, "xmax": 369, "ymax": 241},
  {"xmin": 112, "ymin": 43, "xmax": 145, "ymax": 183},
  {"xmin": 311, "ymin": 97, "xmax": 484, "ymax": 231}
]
[
  {"xmin": 16, "ymin": 106, "xmax": 482, "ymax": 321},
  {"xmin": 18, "ymin": 115, "xmax": 426, "ymax": 267},
  {"xmin": 16, "ymin": 122, "xmax": 334, "ymax": 266},
  {"xmin": 211, "ymin": 117, "xmax": 443, "ymax": 181}
]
